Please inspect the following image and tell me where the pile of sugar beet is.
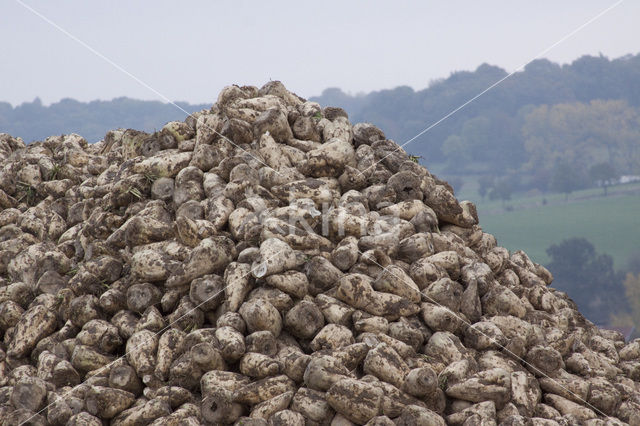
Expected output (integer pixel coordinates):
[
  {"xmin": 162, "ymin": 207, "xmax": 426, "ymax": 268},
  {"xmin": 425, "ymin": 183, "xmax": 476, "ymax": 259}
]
[{"xmin": 0, "ymin": 82, "xmax": 639, "ymax": 426}]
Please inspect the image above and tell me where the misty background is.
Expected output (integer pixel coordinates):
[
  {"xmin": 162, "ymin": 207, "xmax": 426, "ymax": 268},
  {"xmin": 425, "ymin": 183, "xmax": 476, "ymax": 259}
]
[{"xmin": 2, "ymin": 0, "xmax": 640, "ymax": 332}]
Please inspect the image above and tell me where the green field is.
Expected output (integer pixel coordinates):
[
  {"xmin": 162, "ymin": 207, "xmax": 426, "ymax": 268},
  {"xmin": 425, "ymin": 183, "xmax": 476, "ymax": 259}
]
[{"xmin": 465, "ymin": 184, "xmax": 640, "ymax": 270}]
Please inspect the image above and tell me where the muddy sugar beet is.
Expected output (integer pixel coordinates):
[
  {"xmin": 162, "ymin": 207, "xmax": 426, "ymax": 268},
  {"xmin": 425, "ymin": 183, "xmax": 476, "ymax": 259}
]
[{"xmin": 0, "ymin": 81, "xmax": 639, "ymax": 425}]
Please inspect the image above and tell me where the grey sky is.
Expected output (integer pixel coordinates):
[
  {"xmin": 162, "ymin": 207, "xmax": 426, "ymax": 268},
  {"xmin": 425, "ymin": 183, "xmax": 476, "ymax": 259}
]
[{"xmin": 1, "ymin": 0, "xmax": 638, "ymax": 106}]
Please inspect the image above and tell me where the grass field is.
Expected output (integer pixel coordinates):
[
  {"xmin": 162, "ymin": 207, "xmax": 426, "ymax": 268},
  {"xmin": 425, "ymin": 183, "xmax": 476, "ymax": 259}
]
[{"xmin": 466, "ymin": 184, "xmax": 640, "ymax": 270}]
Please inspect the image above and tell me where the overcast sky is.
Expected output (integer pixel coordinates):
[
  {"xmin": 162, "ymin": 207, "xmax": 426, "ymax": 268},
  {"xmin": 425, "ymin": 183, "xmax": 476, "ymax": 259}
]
[{"xmin": 1, "ymin": 0, "xmax": 638, "ymax": 106}]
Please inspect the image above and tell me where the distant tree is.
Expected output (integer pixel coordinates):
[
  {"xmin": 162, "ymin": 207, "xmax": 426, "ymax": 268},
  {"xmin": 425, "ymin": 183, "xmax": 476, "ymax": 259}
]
[
  {"xmin": 528, "ymin": 167, "xmax": 552, "ymax": 192},
  {"xmin": 460, "ymin": 116, "xmax": 491, "ymax": 159},
  {"xmin": 626, "ymin": 251, "xmax": 640, "ymax": 275},
  {"xmin": 610, "ymin": 272, "xmax": 640, "ymax": 332},
  {"xmin": 624, "ymin": 272, "xmax": 640, "ymax": 321},
  {"xmin": 589, "ymin": 162, "xmax": 618, "ymax": 195},
  {"xmin": 546, "ymin": 238, "xmax": 627, "ymax": 325},
  {"xmin": 522, "ymin": 100, "xmax": 640, "ymax": 186},
  {"xmin": 551, "ymin": 161, "xmax": 586, "ymax": 200},
  {"xmin": 442, "ymin": 135, "xmax": 471, "ymax": 165},
  {"xmin": 488, "ymin": 178, "xmax": 512, "ymax": 206},
  {"xmin": 547, "ymin": 238, "xmax": 596, "ymax": 268},
  {"xmin": 477, "ymin": 175, "xmax": 494, "ymax": 200}
]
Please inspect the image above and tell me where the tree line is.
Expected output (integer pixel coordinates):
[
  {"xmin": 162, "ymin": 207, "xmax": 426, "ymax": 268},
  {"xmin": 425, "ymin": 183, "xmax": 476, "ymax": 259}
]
[{"xmin": 0, "ymin": 97, "xmax": 209, "ymax": 144}]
